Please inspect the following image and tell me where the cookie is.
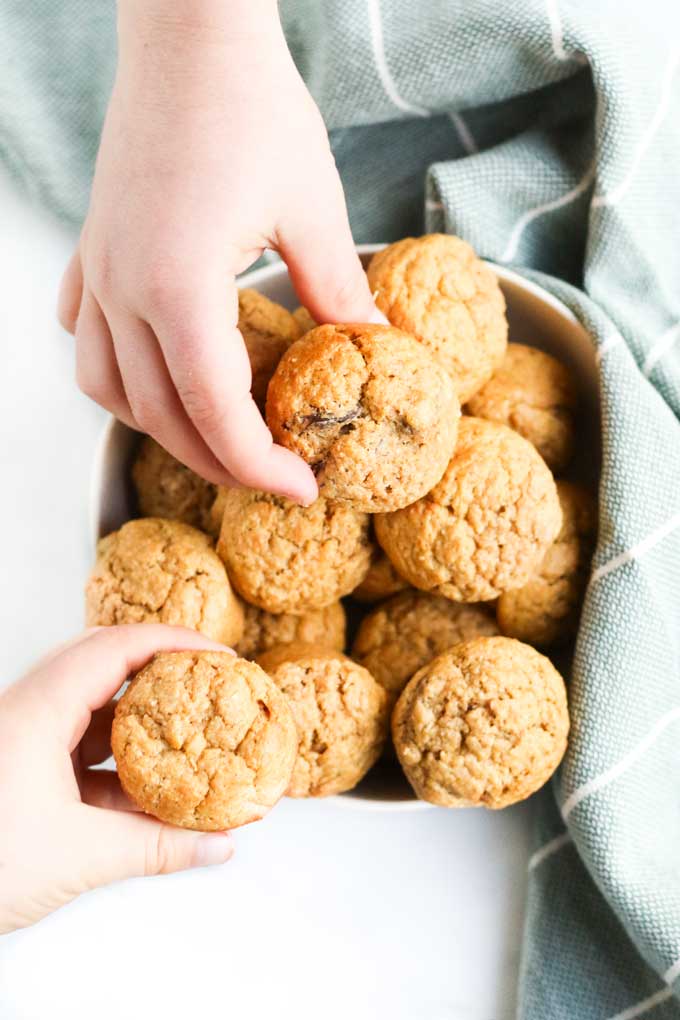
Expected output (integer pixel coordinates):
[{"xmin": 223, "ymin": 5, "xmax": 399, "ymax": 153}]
[
  {"xmin": 86, "ymin": 518, "xmax": 244, "ymax": 645},
  {"xmin": 375, "ymin": 417, "xmax": 562, "ymax": 602},
  {"xmin": 132, "ymin": 436, "xmax": 216, "ymax": 532},
  {"xmin": 465, "ymin": 343, "xmax": 578, "ymax": 472},
  {"xmin": 292, "ymin": 306, "xmax": 317, "ymax": 334},
  {"xmin": 236, "ymin": 601, "xmax": 347, "ymax": 659},
  {"xmin": 217, "ymin": 490, "xmax": 371, "ymax": 614},
  {"xmin": 392, "ymin": 636, "xmax": 569, "ymax": 808},
  {"xmin": 367, "ymin": 234, "xmax": 508, "ymax": 402},
  {"xmin": 497, "ymin": 481, "xmax": 597, "ymax": 646},
  {"xmin": 352, "ymin": 591, "xmax": 498, "ymax": 701},
  {"xmin": 266, "ymin": 323, "xmax": 460, "ymax": 512},
  {"xmin": 206, "ymin": 486, "xmax": 228, "ymax": 539},
  {"xmin": 257, "ymin": 644, "xmax": 389, "ymax": 797},
  {"xmin": 352, "ymin": 549, "xmax": 409, "ymax": 603},
  {"xmin": 112, "ymin": 651, "xmax": 297, "ymax": 830},
  {"xmin": 238, "ymin": 288, "xmax": 301, "ymax": 410}
]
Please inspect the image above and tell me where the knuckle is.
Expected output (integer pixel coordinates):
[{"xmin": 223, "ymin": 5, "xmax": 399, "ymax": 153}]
[
  {"xmin": 128, "ymin": 396, "xmax": 163, "ymax": 435},
  {"xmin": 181, "ymin": 387, "xmax": 228, "ymax": 434},
  {"xmin": 75, "ymin": 362, "xmax": 109, "ymax": 406},
  {"xmin": 146, "ymin": 826, "xmax": 187, "ymax": 877}
]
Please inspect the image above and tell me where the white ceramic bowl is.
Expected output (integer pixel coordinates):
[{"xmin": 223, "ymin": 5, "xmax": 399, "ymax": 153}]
[{"xmin": 90, "ymin": 243, "xmax": 598, "ymax": 810}]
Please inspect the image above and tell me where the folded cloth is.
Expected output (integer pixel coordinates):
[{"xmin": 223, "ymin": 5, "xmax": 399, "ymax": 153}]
[{"xmin": 1, "ymin": 2, "xmax": 679, "ymax": 1017}]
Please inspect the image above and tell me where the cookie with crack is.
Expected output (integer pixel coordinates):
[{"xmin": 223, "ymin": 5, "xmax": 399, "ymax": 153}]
[
  {"xmin": 367, "ymin": 234, "xmax": 508, "ymax": 402},
  {"xmin": 217, "ymin": 491, "xmax": 371, "ymax": 614},
  {"xmin": 86, "ymin": 518, "xmax": 244, "ymax": 645},
  {"xmin": 465, "ymin": 343, "xmax": 578, "ymax": 472},
  {"xmin": 112, "ymin": 651, "xmax": 297, "ymax": 829},
  {"xmin": 236, "ymin": 601, "xmax": 347, "ymax": 659},
  {"xmin": 257, "ymin": 643, "xmax": 389, "ymax": 797},
  {"xmin": 132, "ymin": 436, "xmax": 216, "ymax": 532},
  {"xmin": 352, "ymin": 548, "xmax": 410, "ymax": 603},
  {"xmin": 375, "ymin": 417, "xmax": 562, "ymax": 602},
  {"xmin": 497, "ymin": 481, "xmax": 597, "ymax": 646},
  {"xmin": 266, "ymin": 322, "xmax": 460, "ymax": 512},
  {"xmin": 392, "ymin": 636, "xmax": 569, "ymax": 808},
  {"xmin": 238, "ymin": 288, "xmax": 301, "ymax": 410},
  {"xmin": 352, "ymin": 591, "xmax": 498, "ymax": 701}
]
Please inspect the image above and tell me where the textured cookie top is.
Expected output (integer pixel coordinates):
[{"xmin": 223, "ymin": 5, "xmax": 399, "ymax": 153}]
[
  {"xmin": 132, "ymin": 436, "xmax": 217, "ymax": 532},
  {"xmin": 352, "ymin": 548, "xmax": 410, "ymax": 603},
  {"xmin": 257, "ymin": 644, "xmax": 389, "ymax": 797},
  {"xmin": 375, "ymin": 417, "xmax": 563, "ymax": 602},
  {"xmin": 465, "ymin": 343, "xmax": 578, "ymax": 471},
  {"xmin": 266, "ymin": 323, "xmax": 460, "ymax": 512},
  {"xmin": 392, "ymin": 636, "xmax": 569, "ymax": 808},
  {"xmin": 352, "ymin": 591, "xmax": 498, "ymax": 698},
  {"xmin": 367, "ymin": 234, "xmax": 508, "ymax": 402},
  {"xmin": 217, "ymin": 491, "xmax": 371, "ymax": 614},
  {"xmin": 112, "ymin": 651, "xmax": 297, "ymax": 830},
  {"xmin": 86, "ymin": 518, "xmax": 244, "ymax": 645},
  {"xmin": 238, "ymin": 288, "xmax": 301, "ymax": 410},
  {"xmin": 497, "ymin": 481, "xmax": 597, "ymax": 646},
  {"xmin": 236, "ymin": 601, "xmax": 347, "ymax": 660}
]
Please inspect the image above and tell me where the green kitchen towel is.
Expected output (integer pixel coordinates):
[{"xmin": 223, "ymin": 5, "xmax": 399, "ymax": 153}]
[{"xmin": 2, "ymin": 2, "xmax": 680, "ymax": 1017}]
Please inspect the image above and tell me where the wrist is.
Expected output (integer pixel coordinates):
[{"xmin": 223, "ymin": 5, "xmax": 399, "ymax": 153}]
[{"xmin": 117, "ymin": 0, "xmax": 282, "ymax": 51}]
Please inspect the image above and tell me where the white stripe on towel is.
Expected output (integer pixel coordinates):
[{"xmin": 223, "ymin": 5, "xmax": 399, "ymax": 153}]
[
  {"xmin": 663, "ymin": 955, "xmax": 680, "ymax": 985},
  {"xmin": 595, "ymin": 330, "xmax": 625, "ymax": 364},
  {"xmin": 528, "ymin": 832, "xmax": 572, "ymax": 871},
  {"xmin": 590, "ymin": 511, "xmax": 680, "ymax": 585},
  {"xmin": 449, "ymin": 112, "xmax": 478, "ymax": 155},
  {"xmin": 562, "ymin": 705, "xmax": 680, "ymax": 820},
  {"xmin": 367, "ymin": 0, "xmax": 429, "ymax": 117},
  {"xmin": 644, "ymin": 322, "xmax": 680, "ymax": 376},
  {"xmin": 500, "ymin": 165, "xmax": 595, "ymax": 262},
  {"xmin": 605, "ymin": 987, "xmax": 673, "ymax": 1020},
  {"xmin": 592, "ymin": 46, "xmax": 680, "ymax": 208}
]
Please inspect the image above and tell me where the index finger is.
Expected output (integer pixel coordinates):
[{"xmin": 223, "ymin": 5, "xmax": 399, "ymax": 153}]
[{"xmin": 16, "ymin": 624, "xmax": 233, "ymax": 748}]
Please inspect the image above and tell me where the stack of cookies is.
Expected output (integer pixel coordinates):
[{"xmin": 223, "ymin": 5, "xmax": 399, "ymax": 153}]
[{"xmin": 86, "ymin": 234, "xmax": 596, "ymax": 831}]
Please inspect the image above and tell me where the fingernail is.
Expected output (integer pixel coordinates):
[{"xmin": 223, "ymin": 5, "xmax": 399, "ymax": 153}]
[
  {"xmin": 192, "ymin": 834, "xmax": 234, "ymax": 868},
  {"xmin": 368, "ymin": 305, "xmax": 390, "ymax": 325}
]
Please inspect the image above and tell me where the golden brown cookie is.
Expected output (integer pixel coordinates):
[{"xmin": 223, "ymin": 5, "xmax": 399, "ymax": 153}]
[
  {"xmin": 352, "ymin": 591, "xmax": 498, "ymax": 701},
  {"xmin": 132, "ymin": 437, "xmax": 216, "ymax": 532},
  {"xmin": 465, "ymin": 343, "xmax": 578, "ymax": 472},
  {"xmin": 112, "ymin": 651, "xmax": 297, "ymax": 830},
  {"xmin": 217, "ymin": 491, "xmax": 371, "ymax": 614},
  {"xmin": 236, "ymin": 601, "xmax": 347, "ymax": 659},
  {"xmin": 367, "ymin": 234, "xmax": 508, "ymax": 402},
  {"xmin": 257, "ymin": 644, "xmax": 389, "ymax": 797},
  {"xmin": 375, "ymin": 417, "xmax": 562, "ymax": 602},
  {"xmin": 86, "ymin": 518, "xmax": 244, "ymax": 645},
  {"xmin": 392, "ymin": 636, "xmax": 569, "ymax": 808},
  {"xmin": 266, "ymin": 323, "xmax": 460, "ymax": 512},
  {"xmin": 352, "ymin": 549, "xmax": 410, "ymax": 603},
  {"xmin": 238, "ymin": 288, "xmax": 301, "ymax": 410},
  {"xmin": 497, "ymin": 481, "xmax": 597, "ymax": 646},
  {"xmin": 206, "ymin": 486, "xmax": 228, "ymax": 539},
  {"xmin": 292, "ymin": 306, "xmax": 317, "ymax": 334}
]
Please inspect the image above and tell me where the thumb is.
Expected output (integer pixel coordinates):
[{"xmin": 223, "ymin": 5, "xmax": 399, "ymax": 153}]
[
  {"xmin": 277, "ymin": 169, "xmax": 388, "ymax": 327},
  {"xmin": 73, "ymin": 805, "xmax": 234, "ymax": 889}
]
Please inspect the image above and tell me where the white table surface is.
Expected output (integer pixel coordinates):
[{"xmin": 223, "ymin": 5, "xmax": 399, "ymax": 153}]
[{"xmin": 0, "ymin": 168, "xmax": 531, "ymax": 1020}]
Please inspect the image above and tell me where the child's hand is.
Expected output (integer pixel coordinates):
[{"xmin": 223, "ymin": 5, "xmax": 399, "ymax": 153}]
[
  {"xmin": 0, "ymin": 626, "xmax": 235, "ymax": 935},
  {"xmin": 58, "ymin": 1, "xmax": 381, "ymax": 504}
]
